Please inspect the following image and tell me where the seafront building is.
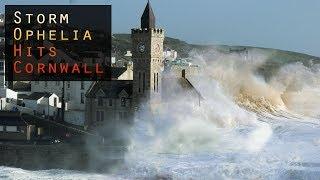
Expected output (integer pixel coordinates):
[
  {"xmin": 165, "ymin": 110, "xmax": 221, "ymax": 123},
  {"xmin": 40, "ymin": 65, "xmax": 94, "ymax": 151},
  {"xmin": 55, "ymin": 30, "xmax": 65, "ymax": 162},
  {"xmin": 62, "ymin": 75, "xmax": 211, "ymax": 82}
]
[
  {"xmin": 84, "ymin": 2, "xmax": 203, "ymax": 140},
  {"xmin": 0, "ymin": 3, "xmax": 201, "ymax": 141}
]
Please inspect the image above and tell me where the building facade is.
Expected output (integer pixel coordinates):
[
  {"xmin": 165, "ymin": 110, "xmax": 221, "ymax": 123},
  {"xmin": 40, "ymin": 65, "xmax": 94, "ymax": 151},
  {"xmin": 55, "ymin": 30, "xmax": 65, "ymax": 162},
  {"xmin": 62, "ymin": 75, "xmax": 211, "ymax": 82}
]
[
  {"xmin": 85, "ymin": 1, "xmax": 164, "ymax": 130},
  {"xmin": 131, "ymin": 2, "xmax": 164, "ymax": 107},
  {"xmin": 85, "ymin": 2, "xmax": 202, "ymax": 137}
]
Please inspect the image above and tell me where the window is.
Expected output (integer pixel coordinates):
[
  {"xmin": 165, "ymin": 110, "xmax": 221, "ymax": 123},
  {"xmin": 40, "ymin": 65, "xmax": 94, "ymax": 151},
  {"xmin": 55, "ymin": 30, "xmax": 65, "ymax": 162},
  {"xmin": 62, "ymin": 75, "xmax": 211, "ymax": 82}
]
[
  {"xmin": 157, "ymin": 73, "xmax": 159, "ymax": 92},
  {"xmin": 67, "ymin": 81, "xmax": 71, "ymax": 88},
  {"xmin": 6, "ymin": 126, "xmax": 18, "ymax": 132},
  {"xmin": 96, "ymin": 111, "xmax": 99, "ymax": 121},
  {"xmin": 96, "ymin": 111, "xmax": 104, "ymax": 122},
  {"xmin": 0, "ymin": 61, "xmax": 4, "ymax": 72},
  {"xmin": 44, "ymin": 81, "xmax": 48, "ymax": 87},
  {"xmin": 138, "ymin": 72, "xmax": 141, "ymax": 93},
  {"xmin": 143, "ymin": 72, "xmax": 145, "ymax": 93},
  {"xmin": 121, "ymin": 97, "xmax": 126, "ymax": 107},
  {"xmin": 81, "ymin": 81, "xmax": 85, "ymax": 90},
  {"xmin": 109, "ymin": 99, "xmax": 112, "ymax": 106},
  {"xmin": 81, "ymin": 93, "xmax": 84, "ymax": 104},
  {"xmin": 98, "ymin": 97, "xmax": 103, "ymax": 106},
  {"xmin": 101, "ymin": 111, "xmax": 104, "ymax": 122},
  {"xmin": 154, "ymin": 73, "xmax": 156, "ymax": 91},
  {"xmin": 54, "ymin": 97, "xmax": 57, "ymax": 107}
]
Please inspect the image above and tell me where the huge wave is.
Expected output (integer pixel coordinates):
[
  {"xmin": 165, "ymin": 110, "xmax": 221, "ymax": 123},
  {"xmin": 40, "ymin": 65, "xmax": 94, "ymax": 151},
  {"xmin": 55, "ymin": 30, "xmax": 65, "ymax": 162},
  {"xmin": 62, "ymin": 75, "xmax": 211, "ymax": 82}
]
[
  {"xmin": 121, "ymin": 48, "xmax": 320, "ymax": 179},
  {"xmin": 1, "ymin": 48, "xmax": 320, "ymax": 179}
]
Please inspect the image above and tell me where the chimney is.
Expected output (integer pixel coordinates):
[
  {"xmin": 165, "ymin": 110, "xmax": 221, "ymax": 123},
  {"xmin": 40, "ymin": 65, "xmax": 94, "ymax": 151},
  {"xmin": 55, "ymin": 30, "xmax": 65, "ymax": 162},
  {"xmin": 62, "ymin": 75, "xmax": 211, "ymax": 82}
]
[{"xmin": 182, "ymin": 69, "xmax": 186, "ymax": 79}]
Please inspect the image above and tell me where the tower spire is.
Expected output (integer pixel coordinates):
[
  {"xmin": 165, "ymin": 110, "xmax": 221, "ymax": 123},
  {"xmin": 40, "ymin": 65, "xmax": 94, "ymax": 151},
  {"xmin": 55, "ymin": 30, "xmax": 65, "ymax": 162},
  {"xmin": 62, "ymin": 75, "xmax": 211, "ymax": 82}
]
[{"xmin": 141, "ymin": 0, "xmax": 155, "ymax": 29}]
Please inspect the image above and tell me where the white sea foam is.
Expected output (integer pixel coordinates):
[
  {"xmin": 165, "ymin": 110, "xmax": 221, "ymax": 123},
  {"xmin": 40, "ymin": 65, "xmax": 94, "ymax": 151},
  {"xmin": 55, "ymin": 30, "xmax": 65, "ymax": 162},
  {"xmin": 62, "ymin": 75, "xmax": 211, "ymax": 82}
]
[{"xmin": 1, "ymin": 49, "xmax": 319, "ymax": 179}]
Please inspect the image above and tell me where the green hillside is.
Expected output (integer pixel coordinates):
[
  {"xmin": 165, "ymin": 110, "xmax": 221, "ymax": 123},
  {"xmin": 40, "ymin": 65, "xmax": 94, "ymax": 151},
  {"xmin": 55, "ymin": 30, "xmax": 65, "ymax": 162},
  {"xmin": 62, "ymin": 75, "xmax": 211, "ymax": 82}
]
[
  {"xmin": 112, "ymin": 33, "xmax": 320, "ymax": 80},
  {"xmin": 113, "ymin": 33, "xmax": 199, "ymax": 58},
  {"xmin": 113, "ymin": 33, "xmax": 319, "ymax": 61}
]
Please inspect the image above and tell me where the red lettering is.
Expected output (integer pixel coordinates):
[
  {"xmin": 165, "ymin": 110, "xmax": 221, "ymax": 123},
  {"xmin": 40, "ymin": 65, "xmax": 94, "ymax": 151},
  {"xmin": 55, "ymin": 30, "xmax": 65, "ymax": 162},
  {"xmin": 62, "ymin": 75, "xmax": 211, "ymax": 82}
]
[
  {"xmin": 14, "ymin": 61, "xmax": 22, "ymax": 73},
  {"xmin": 71, "ymin": 64, "xmax": 80, "ymax": 74},
  {"xmin": 38, "ymin": 63, "xmax": 45, "ymax": 73},
  {"xmin": 83, "ymin": 64, "xmax": 91, "ymax": 74},
  {"xmin": 25, "ymin": 63, "xmax": 33, "ymax": 73},
  {"xmin": 60, "ymin": 63, "xmax": 69, "ymax": 73},
  {"xmin": 96, "ymin": 63, "xmax": 103, "ymax": 74},
  {"xmin": 48, "ymin": 63, "xmax": 56, "ymax": 73}
]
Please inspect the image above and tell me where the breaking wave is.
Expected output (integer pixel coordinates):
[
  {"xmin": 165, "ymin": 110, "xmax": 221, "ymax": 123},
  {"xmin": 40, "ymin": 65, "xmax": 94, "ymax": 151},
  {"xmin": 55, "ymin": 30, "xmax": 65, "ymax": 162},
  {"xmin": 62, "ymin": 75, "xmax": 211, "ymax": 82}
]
[
  {"xmin": 122, "ymin": 48, "xmax": 320, "ymax": 179},
  {"xmin": 1, "ymin": 48, "xmax": 319, "ymax": 179}
]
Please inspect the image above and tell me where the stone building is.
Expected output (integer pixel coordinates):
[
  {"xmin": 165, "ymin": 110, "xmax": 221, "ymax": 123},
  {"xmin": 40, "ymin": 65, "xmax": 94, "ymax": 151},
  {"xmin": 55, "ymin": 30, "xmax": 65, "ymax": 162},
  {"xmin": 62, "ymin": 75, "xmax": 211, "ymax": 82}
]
[
  {"xmin": 85, "ymin": 2, "xmax": 202, "ymax": 137},
  {"xmin": 0, "ymin": 111, "xmax": 36, "ymax": 141},
  {"xmin": 131, "ymin": 2, "xmax": 164, "ymax": 108}
]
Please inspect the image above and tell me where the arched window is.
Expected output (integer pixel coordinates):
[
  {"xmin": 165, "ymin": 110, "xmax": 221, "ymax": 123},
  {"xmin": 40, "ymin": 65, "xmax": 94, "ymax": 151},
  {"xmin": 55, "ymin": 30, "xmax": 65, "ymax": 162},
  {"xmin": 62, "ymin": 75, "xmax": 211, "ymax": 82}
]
[{"xmin": 156, "ymin": 73, "xmax": 159, "ymax": 92}]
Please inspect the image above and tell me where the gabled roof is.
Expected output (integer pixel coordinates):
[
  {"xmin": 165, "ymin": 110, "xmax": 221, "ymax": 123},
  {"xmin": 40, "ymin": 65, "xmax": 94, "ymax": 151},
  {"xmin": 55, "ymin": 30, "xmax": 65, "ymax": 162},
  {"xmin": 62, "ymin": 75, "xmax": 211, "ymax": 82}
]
[
  {"xmin": 112, "ymin": 67, "xmax": 128, "ymax": 79},
  {"xmin": 24, "ymin": 92, "xmax": 52, "ymax": 100},
  {"xmin": 141, "ymin": 1, "xmax": 156, "ymax": 29},
  {"xmin": 13, "ymin": 81, "xmax": 31, "ymax": 92},
  {"xmin": 162, "ymin": 71, "xmax": 204, "ymax": 102},
  {"xmin": 86, "ymin": 80, "xmax": 133, "ymax": 99},
  {"xmin": 178, "ymin": 78, "xmax": 204, "ymax": 100},
  {"xmin": 17, "ymin": 94, "xmax": 29, "ymax": 99}
]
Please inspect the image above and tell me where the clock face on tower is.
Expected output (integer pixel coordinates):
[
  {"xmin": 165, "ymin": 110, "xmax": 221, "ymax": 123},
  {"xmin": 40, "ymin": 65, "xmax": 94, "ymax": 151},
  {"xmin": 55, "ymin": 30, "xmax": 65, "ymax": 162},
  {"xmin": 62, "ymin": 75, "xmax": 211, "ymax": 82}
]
[{"xmin": 137, "ymin": 43, "xmax": 146, "ymax": 53}]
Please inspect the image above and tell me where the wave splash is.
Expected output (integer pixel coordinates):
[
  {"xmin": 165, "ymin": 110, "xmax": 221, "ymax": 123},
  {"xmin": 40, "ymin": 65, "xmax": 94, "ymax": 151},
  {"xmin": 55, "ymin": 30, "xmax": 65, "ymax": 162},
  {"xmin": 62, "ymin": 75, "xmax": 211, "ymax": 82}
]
[
  {"xmin": 1, "ymin": 49, "xmax": 319, "ymax": 179},
  {"xmin": 123, "ymin": 49, "xmax": 320, "ymax": 179}
]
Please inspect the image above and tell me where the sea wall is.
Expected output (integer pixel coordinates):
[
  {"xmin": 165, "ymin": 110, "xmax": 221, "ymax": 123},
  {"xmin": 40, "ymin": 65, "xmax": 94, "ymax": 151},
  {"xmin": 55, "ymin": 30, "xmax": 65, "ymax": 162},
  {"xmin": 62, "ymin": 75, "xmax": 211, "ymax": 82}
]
[{"xmin": 0, "ymin": 143, "xmax": 124, "ymax": 171}]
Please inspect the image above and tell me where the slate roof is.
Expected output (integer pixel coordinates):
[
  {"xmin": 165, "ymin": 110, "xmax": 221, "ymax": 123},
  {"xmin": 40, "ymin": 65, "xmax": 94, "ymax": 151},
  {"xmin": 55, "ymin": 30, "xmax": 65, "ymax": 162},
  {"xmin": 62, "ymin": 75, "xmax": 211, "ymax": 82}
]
[
  {"xmin": 86, "ymin": 80, "xmax": 133, "ymax": 98},
  {"xmin": 161, "ymin": 71, "xmax": 204, "ymax": 102},
  {"xmin": 13, "ymin": 81, "xmax": 31, "ymax": 92},
  {"xmin": 141, "ymin": 1, "xmax": 155, "ymax": 29},
  {"xmin": 178, "ymin": 78, "xmax": 204, "ymax": 100},
  {"xmin": 0, "ymin": 111, "xmax": 28, "ymax": 126},
  {"xmin": 111, "ymin": 67, "xmax": 127, "ymax": 79},
  {"xmin": 17, "ymin": 94, "xmax": 29, "ymax": 99},
  {"xmin": 24, "ymin": 92, "xmax": 52, "ymax": 100}
]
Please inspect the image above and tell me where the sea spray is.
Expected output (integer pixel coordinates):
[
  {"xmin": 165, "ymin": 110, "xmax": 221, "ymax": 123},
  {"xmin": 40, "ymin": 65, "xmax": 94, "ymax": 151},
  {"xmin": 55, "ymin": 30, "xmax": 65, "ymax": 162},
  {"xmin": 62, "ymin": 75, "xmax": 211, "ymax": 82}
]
[
  {"xmin": 270, "ymin": 62, "xmax": 320, "ymax": 117},
  {"xmin": 3, "ymin": 48, "xmax": 319, "ymax": 179},
  {"xmin": 120, "ymin": 48, "xmax": 320, "ymax": 179}
]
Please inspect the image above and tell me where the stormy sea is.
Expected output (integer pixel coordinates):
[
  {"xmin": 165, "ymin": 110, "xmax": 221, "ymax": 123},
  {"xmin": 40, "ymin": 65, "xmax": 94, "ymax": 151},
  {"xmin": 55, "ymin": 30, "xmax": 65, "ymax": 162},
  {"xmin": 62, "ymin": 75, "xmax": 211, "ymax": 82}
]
[{"xmin": 1, "ymin": 48, "xmax": 320, "ymax": 179}]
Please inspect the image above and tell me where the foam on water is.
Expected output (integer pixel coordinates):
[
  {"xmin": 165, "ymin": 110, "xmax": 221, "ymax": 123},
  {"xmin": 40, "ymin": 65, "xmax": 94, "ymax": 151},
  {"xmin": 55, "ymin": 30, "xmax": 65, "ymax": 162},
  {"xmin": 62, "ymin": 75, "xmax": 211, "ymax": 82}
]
[{"xmin": 1, "ymin": 49, "xmax": 319, "ymax": 179}]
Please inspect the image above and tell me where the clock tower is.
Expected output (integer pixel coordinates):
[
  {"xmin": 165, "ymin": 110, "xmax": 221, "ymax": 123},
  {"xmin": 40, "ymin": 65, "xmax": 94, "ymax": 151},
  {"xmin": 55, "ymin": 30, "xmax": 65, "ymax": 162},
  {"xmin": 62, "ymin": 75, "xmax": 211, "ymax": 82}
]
[{"xmin": 131, "ymin": 1, "xmax": 164, "ymax": 108}]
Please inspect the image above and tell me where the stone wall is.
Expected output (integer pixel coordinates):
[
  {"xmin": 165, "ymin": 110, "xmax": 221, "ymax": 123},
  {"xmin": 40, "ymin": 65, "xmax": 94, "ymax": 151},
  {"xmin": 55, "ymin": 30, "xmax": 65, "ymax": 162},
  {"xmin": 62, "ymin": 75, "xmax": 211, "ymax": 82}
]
[{"xmin": 0, "ymin": 143, "xmax": 125, "ymax": 171}]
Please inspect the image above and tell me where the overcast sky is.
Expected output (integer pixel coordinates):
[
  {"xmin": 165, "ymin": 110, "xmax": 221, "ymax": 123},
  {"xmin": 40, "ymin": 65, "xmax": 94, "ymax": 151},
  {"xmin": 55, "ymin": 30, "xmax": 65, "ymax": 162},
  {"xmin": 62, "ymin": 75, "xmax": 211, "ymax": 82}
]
[{"xmin": 1, "ymin": 0, "xmax": 320, "ymax": 57}]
